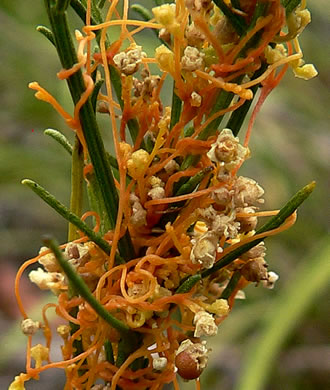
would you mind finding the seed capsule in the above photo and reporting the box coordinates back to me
[175,350,202,380]
[240,257,268,283]
[175,340,209,380]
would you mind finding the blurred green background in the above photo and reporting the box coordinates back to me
[0,1,329,389]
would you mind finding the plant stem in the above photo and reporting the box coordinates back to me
[212,0,247,36]
[227,63,268,136]
[90,78,104,112]
[68,136,84,241]
[56,0,70,13]
[44,0,135,260]
[86,171,112,236]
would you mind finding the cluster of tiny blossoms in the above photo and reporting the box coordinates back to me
[11,1,316,389]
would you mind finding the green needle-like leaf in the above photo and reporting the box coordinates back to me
[91,78,104,112]
[68,136,84,241]
[98,0,107,9]
[220,271,241,299]
[131,4,153,21]
[282,0,301,15]
[22,179,111,255]
[175,167,213,196]
[36,25,55,45]
[44,128,73,155]
[104,340,115,364]
[44,0,135,260]
[170,87,182,131]
[175,274,202,294]
[198,89,234,141]
[227,63,268,136]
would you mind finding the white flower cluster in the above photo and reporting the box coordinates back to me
[207,128,249,177]
[29,243,92,294]
[189,129,266,271]
[113,45,146,76]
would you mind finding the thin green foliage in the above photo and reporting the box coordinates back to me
[22,179,112,255]
[44,128,73,154]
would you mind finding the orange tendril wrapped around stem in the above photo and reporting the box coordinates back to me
[13,0,317,389]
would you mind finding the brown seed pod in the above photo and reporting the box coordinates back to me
[175,340,209,380]
[240,257,268,283]
[175,350,202,380]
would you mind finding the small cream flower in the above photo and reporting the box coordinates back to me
[212,186,233,206]
[207,129,249,171]
[265,44,287,64]
[190,91,202,107]
[113,45,146,75]
[234,176,264,207]
[130,194,147,227]
[190,231,218,269]
[29,268,65,292]
[148,176,165,200]
[262,271,279,289]
[38,247,60,272]
[287,8,311,39]
[241,242,266,260]
[164,159,179,174]
[185,22,205,48]
[194,311,218,337]
[240,257,268,283]
[127,282,148,298]
[236,207,258,233]
[152,356,168,371]
[181,46,205,71]
[212,213,240,238]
